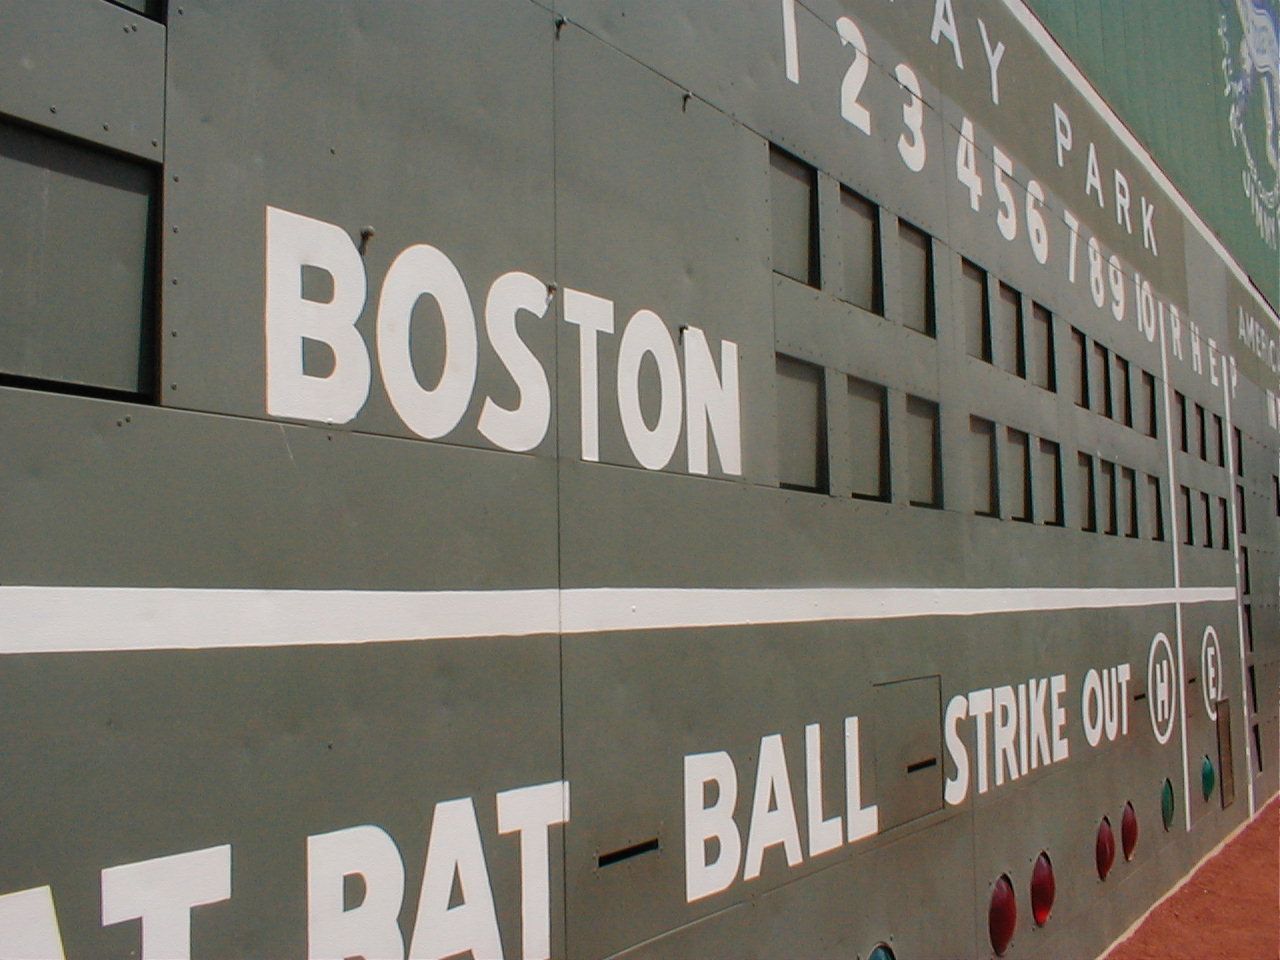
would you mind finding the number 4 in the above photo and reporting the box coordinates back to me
[955,117,983,211]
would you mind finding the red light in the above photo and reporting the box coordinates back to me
[989,873,1017,956]
[1030,851,1055,925]
[1096,816,1115,880]
[1121,801,1138,860]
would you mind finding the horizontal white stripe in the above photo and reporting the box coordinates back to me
[0,587,561,654]
[0,584,1237,655]
[561,586,1237,633]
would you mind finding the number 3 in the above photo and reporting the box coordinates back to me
[895,63,926,172]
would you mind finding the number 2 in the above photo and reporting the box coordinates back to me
[837,17,871,134]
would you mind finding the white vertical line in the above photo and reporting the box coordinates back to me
[1157,309,1193,831]
[1222,378,1257,815]
[781,0,800,83]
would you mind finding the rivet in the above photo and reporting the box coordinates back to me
[49,105,56,114]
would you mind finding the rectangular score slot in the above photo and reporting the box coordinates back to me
[0,120,156,397]
[874,675,943,831]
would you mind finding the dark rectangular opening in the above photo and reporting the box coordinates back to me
[1038,439,1064,526]
[1093,343,1112,417]
[1175,392,1188,450]
[970,416,998,517]
[1247,665,1258,713]
[597,838,660,868]
[1243,604,1254,651]
[1073,328,1089,408]
[898,220,935,337]
[1114,355,1132,426]
[1196,403,1207,460]
[996,283,1024,377]
[1234,426,1243,475]
[1147,475,1165,541]
[1100,460,1117,534]
[1181,485,1194,545]
[1214,414,1225,466]
[907,395,942,508]
[1030,302,1056,391]
[841,187,882,314]
[770,145,819,288]
[1219,497,1230,549]
[850,376,890,502]
[1201,491,1213,547]
[1241,547,1251,594]
[1142,370,1158,437]
[776,355,828,493]
[1007,428,1032,522]
[906,757,938,774]
[962,259,991,361]
[1237,484,1248,534]
[1216,704,1235,808]
[1253,724,1263,772]
[106,0,166,20]
[1122,467,1139,537]
[1078,453,1096,532]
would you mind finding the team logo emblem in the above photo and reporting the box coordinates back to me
[1220,0,1280,250]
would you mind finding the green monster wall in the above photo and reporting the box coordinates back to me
[1026,0,1280,309]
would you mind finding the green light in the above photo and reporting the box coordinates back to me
[1161,778,1175,830]
[867,945,896,960]
[1201,756,1216,801]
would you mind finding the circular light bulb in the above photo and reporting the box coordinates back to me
[1096,816,1115,880]
[989,874,1017,956]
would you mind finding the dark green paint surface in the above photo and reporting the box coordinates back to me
[0,2,1276,959]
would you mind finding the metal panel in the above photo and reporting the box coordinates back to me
[0,385,564,958]
[873,676,944,830]
[552,22,775,482]
[0,121,154,393]
[0,387,560,583]
[0,0,164,161]
[164,0,556,442]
